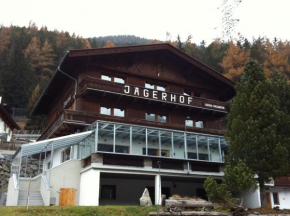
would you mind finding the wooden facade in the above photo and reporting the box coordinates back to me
[33,44,235,141]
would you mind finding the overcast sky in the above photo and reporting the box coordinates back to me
[1,0,289,44]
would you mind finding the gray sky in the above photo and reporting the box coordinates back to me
[1,0,289,44]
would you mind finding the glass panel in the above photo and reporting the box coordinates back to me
[132,126,146,155]
[101,75,111,81]
[157,86,166,91]
[220,138,228,162]
[195,121,204,128]
[208,137,220,162]
[101,107,111,115]
[146,113,155,122]
[147,129,159,156]
[158,115,166,123]
[115,124,130,154]
[145,83,154,89]
[114,108,124,117]
[98,123,114,152]
[160,131,171,157]
[173,132,185,159]
[114,77,125,84]
[185,120,193,127]
[197,136,208,161]
[187,134,197,159]
[61,147,71,162]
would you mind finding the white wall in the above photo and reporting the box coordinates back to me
[47,159,82,206]
[268,187,290,209]
[243,188,261,209]
[79,169,100,206]
[0,118,13,141]
[19,176,41,191]
[6,175,19,206]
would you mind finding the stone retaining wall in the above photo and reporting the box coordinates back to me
[0,154,43,192]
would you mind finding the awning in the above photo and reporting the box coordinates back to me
[16,130,94,157]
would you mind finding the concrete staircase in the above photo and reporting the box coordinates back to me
[18,190,44,206]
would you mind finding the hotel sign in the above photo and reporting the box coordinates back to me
[123,85,226,111]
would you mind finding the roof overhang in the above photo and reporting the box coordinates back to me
[14,130,93,158]
[32,43,235,115]
[0,104,20,130]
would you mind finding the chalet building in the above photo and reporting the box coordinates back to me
[0,98,20,142]
[7,44,236,206]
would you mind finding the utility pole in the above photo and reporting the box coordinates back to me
[218,0,242,41]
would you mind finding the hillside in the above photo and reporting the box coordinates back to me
[1,24,290,129]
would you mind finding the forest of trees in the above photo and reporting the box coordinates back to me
[1,23,290,129]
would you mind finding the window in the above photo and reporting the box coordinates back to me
[98,144,129,153]
[146,113,167,123]
[98,144,113,152]
[145,83,166,91]
[114,77,125,84]
[101,75,111,81]
[158,115,167,123]
[273,192,280,205]
[101,74,125,84]
[61,147,71,163]
[185,119,204,128]
[145,83,154,89]
[188,152,197,159]
[156,86,166,91]
[143,148,170,157]
[146,113,155,122]
[101,185,116,200]
[114,108,124,117]
[195,121,204,128]
[100,107,125,117]
[101,107,111,115]
[185,120,194,127]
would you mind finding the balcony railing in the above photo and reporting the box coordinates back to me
[79,77,229,113]
[39,108,226,140]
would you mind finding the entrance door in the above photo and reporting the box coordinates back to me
[266,193,272,209]
[59,188,76,206]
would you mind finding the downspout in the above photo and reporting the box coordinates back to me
[57,66,78,110]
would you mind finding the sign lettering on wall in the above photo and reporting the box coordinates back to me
[123,85,225,110]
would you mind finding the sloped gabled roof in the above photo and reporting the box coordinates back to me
[32,43,235,115]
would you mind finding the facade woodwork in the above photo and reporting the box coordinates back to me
[33,44,235,141]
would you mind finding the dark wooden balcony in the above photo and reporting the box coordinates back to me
[79,77,230,113]
[81,153,222,173]
[39,109,226,141]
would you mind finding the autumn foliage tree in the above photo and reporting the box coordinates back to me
[103,40,115,48]
[220,41,250,81]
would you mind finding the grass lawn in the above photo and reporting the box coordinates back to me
[0,206,161,216]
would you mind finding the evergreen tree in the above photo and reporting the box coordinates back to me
[176,35,184,51]
[226,60,289,208]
